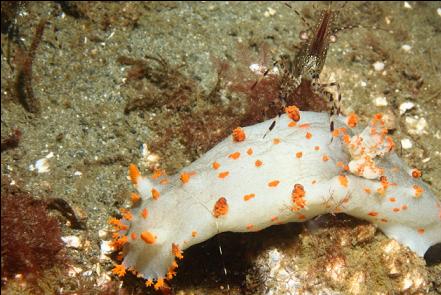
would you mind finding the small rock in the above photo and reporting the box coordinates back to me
[373,61,385,71]
[62,235,82,248]
[401,44,412,52]
[405,117,428,135]
[374,96,388,106]
[401,138,413,149]
[399,101,415,115]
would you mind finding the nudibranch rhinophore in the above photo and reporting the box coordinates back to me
[109,109,441,289]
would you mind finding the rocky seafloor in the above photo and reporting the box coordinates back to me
[1,2,440,294]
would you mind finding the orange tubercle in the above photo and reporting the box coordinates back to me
[296,152,303,158]
[413,184,424,198]
[368,211,378,217]
[112,264,126,277]
[338,175,348,188]
[180,172,191,184]
[141,231,156,244]
[247,148,253,155]
[255,160,263,167]
[212,161,220,170]
[130,192,141,203]
[273,138,281,144]
[243,193,255,201]
[129,164,140,185]
[154,278,165,290]
[172,243,184,260]
[229,151,241,160]
[151,188,160,200]
[411,169,422,178]
[347,113,358,128]
[213,197,228,218]
[218,171,230,179]
[268,180,280,187]
[232,127,246,142]
[191,231,197,237]
[285,105,300,122]
[141,208,148,219]
[305,132,312,139]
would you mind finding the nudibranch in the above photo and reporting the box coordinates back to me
[110,109,441,289]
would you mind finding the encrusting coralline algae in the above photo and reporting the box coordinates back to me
[109,107,441,290]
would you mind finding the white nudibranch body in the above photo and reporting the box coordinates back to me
[110,110,441,289]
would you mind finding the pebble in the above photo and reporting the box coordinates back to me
[374,96,388,106]
[399,101,415,115]
[373,61,385,71]
[62,235,82,248]
[401,138,413,149]
[405,117,428,135]
[401,44,412,52]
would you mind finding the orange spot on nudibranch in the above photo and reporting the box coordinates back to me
[246,224,254,230]
[229,151,241,160]
[401,204,408,210]
[255,160,263,167]
[368,211,378,217]
[160,178,169,185]
[154,278,165,291]
[131,232,137,240]
[411,169,422,178]
[192,231,197,237]
[218,171,229,179]
[172,243,184,260]
[285,105,300,122]
[151,169,164,180]
[418,228,425,235]
[305,132,312,139]
[296,152,303,158]
[145,279,153,287]
[314,145,320,151]
[213,197,228,218]
[271,216,278,222]
[112,264,126,277]
[141,231,156,244]
[347,113,358,128]
[364,188,372,194]
[392,208,400,213]
[151,188,160,200]
[268,180,280,187]
[180,172,191,184]
[413,185,424,198]
[291,184,306,210]
[322,155,330,162]
[129,164,140,185]
[141,208,148,219]
[273,138,281,144]
[288,121,297,127]
[247,148,253,155]
[232,127,246,142]
[212,161,220,170]
[243,193,256,201]
[338,175,348,188]
[130,193,140,203]
[299,123,310,129]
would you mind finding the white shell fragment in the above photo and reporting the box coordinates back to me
[399,101,415,115]
[373,61,385,71]
[62,236,82,249]
[374,96,388,106]
[401,138,413,149]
